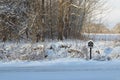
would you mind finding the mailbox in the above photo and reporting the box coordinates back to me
[88,40,94,59]
[88,40,94,48]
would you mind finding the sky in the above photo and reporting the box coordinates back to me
[105,0,120,29]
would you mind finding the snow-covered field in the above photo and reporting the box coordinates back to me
[0,40,120,61]
[83,33,120,41]
[0,58,120,80]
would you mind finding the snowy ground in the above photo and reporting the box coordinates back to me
[0,39,120,80]
[0,40,120,61]
[83,33,120,41]
[0,58,120,80]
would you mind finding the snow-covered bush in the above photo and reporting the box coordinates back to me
[0,42,45,61]
[108,47,120,60]
[0,40,120,61]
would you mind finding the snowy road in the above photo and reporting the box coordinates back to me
[0,59,120,80]
[0,68,119,80]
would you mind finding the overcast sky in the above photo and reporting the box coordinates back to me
[105,0,120,28]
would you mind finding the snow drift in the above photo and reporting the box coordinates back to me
[0,40,120,61]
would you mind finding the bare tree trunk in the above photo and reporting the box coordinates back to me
[50,0,53,40]
[64,0,73,39]
[41,0,45,41]
[79,0,86,39]
[58,0,64,40]
[25,28,29,39]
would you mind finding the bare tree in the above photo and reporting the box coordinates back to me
[0,0,106,42]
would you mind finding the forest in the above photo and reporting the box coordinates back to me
[0,0,105,42]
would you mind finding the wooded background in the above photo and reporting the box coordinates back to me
[0,0,105,42]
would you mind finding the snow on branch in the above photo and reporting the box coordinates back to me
[19,14,37,36]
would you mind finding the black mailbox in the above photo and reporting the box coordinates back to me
[88,40,94,59]
[88,41,94,48]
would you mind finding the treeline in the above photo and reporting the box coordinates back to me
[113,23,120,33]
[0,0,104,42]
[82,23,111,33]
